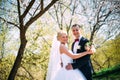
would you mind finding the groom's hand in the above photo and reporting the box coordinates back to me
[66,63,73,70]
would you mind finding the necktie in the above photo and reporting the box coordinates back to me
[74,39,79,42]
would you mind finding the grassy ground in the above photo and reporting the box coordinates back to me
[93,64,120,80]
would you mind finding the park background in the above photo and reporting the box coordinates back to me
[0,0,120,80]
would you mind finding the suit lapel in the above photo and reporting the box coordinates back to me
[78,37,84,46]
[72,42,75,52]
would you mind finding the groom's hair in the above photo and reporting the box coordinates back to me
[72,24,83,29]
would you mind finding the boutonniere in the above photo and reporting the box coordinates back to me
[76,45,81,49]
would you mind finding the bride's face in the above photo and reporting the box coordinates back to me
[59,33,68,44]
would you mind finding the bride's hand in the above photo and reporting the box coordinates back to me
[60,62,63,67]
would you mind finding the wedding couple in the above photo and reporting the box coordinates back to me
[46,24,95,80]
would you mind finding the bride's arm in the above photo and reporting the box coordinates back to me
[60,44,92,59]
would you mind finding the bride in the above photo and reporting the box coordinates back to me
[46,31,94,80]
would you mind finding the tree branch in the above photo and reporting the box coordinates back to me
[7,0,33,16]
[97,5,102,23]
[17,0,22,25]
[41,0,44,11]
[79,0,86,11]
[0,17,19,28]
[25,0,59,30]
[48,11,56,21]
[103,9,112,22]
[68,0,77,32]
[93,58,103,69]
[21,65,34,80]
[90,2,105,42]
[99,8,112,22]
[41,36,51,47]
[21,0,35,19]
[32,4,40,16]
[59,1,72,11]
[54,4,61,29]
[60,2,63,29]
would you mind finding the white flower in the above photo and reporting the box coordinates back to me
[77,45,81,49]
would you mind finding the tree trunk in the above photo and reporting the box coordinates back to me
[90,31,95,42]
[7,0,58,79]
[7,30,27,80]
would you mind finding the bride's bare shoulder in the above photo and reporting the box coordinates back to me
[60,44,67,53]
[60,44,66,49]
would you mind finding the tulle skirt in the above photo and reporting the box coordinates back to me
[53,67,86,80]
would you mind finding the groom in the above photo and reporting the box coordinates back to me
[66,24,94,80]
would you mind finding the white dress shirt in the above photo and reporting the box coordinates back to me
[73,36,82,54]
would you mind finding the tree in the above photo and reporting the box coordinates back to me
[0,0,58,79]
[92,34,120,71]
[48,0,77,32]
[48,0,120,43]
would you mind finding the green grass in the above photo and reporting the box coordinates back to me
[93,64,120,80]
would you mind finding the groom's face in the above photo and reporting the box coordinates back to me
[72,26,81,38]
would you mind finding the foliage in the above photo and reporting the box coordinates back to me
[0,18,53,80]
[0,54,15,80]
[93,64,120,80]
[17,45,49,80]
[92,34,120,71]
[15,25,52,80]
[0,0,120,79]
[0,41,51,80]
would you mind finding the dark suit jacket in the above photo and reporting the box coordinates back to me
[71,37,93,80]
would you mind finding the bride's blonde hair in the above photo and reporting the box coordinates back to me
[57,30,67,40]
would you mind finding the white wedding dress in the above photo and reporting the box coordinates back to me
[53,53,86,80]
[46,36,86,80]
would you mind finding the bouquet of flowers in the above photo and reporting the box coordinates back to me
[85,42,96,52]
